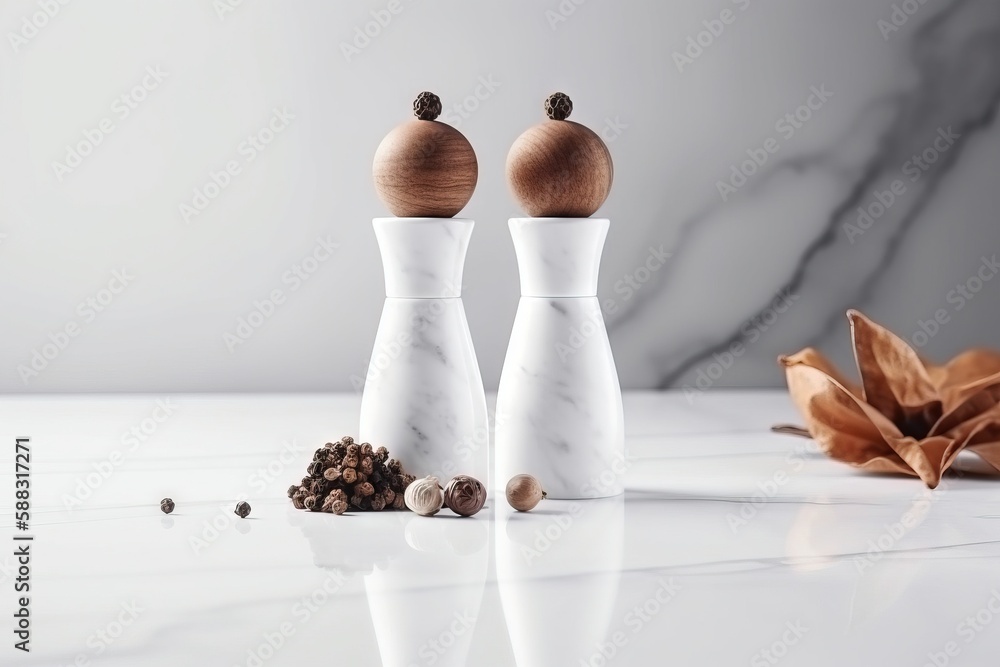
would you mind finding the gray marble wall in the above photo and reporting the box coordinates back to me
[1,0,998,392]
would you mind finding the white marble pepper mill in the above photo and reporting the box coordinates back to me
[363,93,488,487]
[359,218,489,487]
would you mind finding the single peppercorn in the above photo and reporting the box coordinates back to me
[323,467,341,482]
[286,485,299,499]
[292,495,306,510]
[413,91,442,121]
[370,495,386,511]
[342,467,358,484]
[331,499,348,515]
[304,495,318,510]
[346,443,359,458]
[160,498,175,514]
[307,460,324,477]
[343,455,359,469]
[360,457,374,475]
[357,482,375,497]
[234,501,251,518]
[544,92,573,121]
[375,446,389,462]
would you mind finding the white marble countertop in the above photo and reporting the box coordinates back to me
[2,391,999,667]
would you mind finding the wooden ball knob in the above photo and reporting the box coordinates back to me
[373,93,478,218]
[506,93,613,218]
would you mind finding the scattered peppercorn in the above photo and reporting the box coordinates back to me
[288,436,417,514]
[234,501,251,518]
[160,498,175,514]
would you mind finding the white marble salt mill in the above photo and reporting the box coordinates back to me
[495,218,625,498]
[496,92,625,498]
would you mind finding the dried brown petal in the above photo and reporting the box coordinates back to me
[778,309,1000,488]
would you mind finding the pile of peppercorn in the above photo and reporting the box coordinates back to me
[287,436,415,514]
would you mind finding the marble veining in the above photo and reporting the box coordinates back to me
[610,0,1000,391]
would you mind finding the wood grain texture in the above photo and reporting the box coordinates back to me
[505,120,613,218]
[373,120,478,218]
